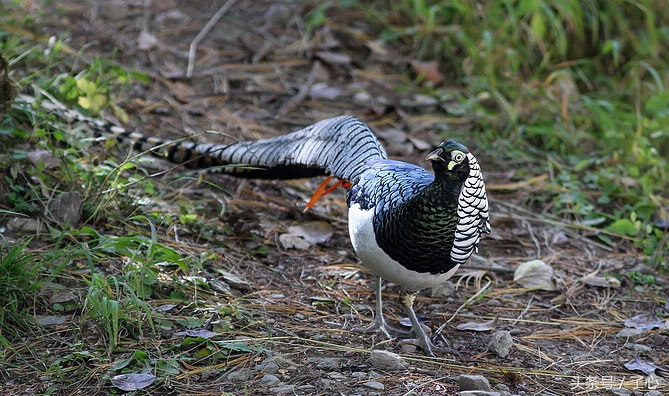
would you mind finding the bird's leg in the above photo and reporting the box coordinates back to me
[354,276,407,338]
[398,290,458,357]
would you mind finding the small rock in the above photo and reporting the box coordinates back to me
[46,191,82,226]
[307,357,341,370]
[610,388,633,396]
[353,91,371,105]
[255,361,280,373]
[259,374,281,386]
[7,217,42,233]
[27,150,59,169]
[362,381,385,390]
[369,350,408,371]
[225,368,252,382]
[458,374,491,391]
[458,391,501,396]
[36,315,67,327]
[399,342,418,354]
[269,385,297,395]
[430,281,455,298]
[615,328,644,341]
[488,330,513,357]
[327,371,347,380]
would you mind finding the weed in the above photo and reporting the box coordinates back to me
[0,241,41,345]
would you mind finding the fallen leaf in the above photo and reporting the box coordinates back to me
[654,206,669,229]
[170,82,196,102]
[410,60,444,85]
[513,260,557,291]
[137,30,159,51]
[309,83,342,100]
[456,317,499,332]
[580,275,621,288]
[36,315,68,327]
[624,357,659,376]
[279,233,311,250]
[287,221,333,244]
[624,313,664,330]
[50,290,77,303]
[217,270,252,290]
[183,329,217,339]
[110,373,156,391]
[315,51,352,65]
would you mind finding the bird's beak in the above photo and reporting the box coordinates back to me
[425,148,443,161]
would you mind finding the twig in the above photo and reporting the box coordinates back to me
[275,60,323,117]
[433,280,492,338]
[186,0,239,78]
[511,294,534,326]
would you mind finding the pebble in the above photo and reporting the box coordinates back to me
[255,361,280,373]
[327,371,347,380]
[369,350,409,371]
[7,217,42,233]
[488,330,513,357]
[458,391,501,396]
[307,357,341,370]
[362,381,385,390]
[259,374,282,386]
[225,368,252,382]
[353,91,372,105]
[458,374,491,391]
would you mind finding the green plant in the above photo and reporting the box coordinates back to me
[0,241,41,345]
[350,0,668,266]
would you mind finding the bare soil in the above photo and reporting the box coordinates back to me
[4,1,668,395]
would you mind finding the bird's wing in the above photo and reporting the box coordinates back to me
[197,116,388,181]
[348,159,434,211]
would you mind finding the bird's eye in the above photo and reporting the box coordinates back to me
[452,151,465,163]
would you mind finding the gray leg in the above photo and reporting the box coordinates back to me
[399,290,458,357]
[355,276,396,338]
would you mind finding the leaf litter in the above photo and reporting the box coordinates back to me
[2,1,668,395]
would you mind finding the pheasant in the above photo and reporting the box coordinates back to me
[20,96,490,355]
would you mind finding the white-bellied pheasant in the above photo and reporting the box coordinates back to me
[20,95,490,355]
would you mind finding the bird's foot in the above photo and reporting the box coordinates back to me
[399,290,460,357]
[397,327,460,357]
[352,315,409,339]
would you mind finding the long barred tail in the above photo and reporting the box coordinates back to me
[17,94,387,182]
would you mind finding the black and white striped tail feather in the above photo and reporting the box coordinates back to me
[18,94,387,182]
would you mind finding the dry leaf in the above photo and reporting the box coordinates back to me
[287,221,333,244]
[410,60,444,85]
[110,373,156,391]
[514,260,557,291]
[624,313,664,330]
[456,317,499,332]
[624,357,659,376]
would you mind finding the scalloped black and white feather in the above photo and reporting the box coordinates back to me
[17,94,387,183]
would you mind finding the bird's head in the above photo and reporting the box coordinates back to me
[425,140,471,180]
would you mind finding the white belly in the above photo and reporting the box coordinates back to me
[348,203,460,291]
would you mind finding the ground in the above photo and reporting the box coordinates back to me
[1,1,668,395]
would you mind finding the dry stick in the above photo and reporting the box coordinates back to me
[186,0,239,78]
[433,279,492,338]
[275,60,323,117]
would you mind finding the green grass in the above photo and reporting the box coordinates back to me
[0,0,668,392]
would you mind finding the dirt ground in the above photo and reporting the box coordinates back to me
[5,0,668,395]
